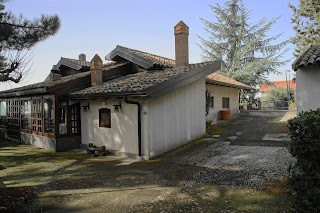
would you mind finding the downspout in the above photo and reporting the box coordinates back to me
[124,97,142,157]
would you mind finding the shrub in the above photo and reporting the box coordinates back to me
[206,120,225,135]
[289,102,296,109]
[287,108,320,212]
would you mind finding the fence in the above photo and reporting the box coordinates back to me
[258,100,292,111]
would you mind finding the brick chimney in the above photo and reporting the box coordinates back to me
[91,54,103,86]
[174,21,189,67]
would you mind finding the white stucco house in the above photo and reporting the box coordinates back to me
[292,44,320,113]
[0,21,252,159]
[205,73,252,122]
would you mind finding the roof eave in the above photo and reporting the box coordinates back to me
[70,91,148,100]
[106,45,154,69]
[57,58,83,70]
[0,87,47,98]
[205,78,253,90]
[292,44,320,71]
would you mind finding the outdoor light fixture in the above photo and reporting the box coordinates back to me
[113,101,122,112]
[82,103,90,112]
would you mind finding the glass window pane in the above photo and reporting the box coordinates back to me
[44,97,54,134]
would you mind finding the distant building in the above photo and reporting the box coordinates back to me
[258,80,296,95]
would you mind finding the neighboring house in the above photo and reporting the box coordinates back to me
[258,80,296,95]
[0,21,221,159]
[292,44,320,112]
[205,73,252,122]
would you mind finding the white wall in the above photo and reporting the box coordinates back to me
[148,79,206,156]
[296,64,320,112]
[81,99,139,155]
[206,84,239,122]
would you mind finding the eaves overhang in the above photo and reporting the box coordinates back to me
[56,58,83,71]
[205,79,253,90]
[0,88,47,99]
[105,45,154,69]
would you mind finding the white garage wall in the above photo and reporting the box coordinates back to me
[296,64,320,113]
[206,84,240,122]
[81,99,139,155]
[148,79,206,156]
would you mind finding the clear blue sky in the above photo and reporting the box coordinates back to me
[0,0,298,91]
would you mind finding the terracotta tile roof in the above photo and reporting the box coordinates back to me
[206,72,252,90]
[118,45,175,68]
[72,61,215,95]
[292,44,320,71]
[62,57,116,68]
[0,63,127,96]
[259,80,296,92]
[62,57,91,67]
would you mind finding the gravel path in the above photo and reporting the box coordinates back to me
[184,141,295,189]
[180,110,296,189]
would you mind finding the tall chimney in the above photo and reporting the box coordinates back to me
[91,54,103,86]
[174,21,189,67]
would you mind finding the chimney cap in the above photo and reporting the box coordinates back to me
[174,21,189,35]
[79,53,86,62]
[91,54,103,70]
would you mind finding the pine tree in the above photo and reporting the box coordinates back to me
[0,0,60,83]
[290,0,320,57]
[199,0,289,88]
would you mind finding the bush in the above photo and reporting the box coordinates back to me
[287,108,320,212]
[206,120,225,135]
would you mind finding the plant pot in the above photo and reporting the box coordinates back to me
[219,110,230,120]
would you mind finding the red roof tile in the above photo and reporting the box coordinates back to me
[259,80,296,92]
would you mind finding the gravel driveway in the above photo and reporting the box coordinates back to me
[180,110,296,189]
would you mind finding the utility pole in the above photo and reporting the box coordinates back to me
[288,70,291,102]
[286,70,290,108]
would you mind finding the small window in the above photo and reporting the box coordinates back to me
[99,108,111,128]
[222,97,230,109]
[44,97,54,134]
[70,104,80,134]
[209,96,214,108]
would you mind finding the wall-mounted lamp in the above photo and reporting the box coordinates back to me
[292,77,296,83]
[113,101,122,112]
[82,103,90,112]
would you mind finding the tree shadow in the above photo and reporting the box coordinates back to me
[0,140,290,212]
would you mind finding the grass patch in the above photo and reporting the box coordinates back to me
[161,139,205,158]
[206,121,225,135]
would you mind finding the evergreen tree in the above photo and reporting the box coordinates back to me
[199,0,289,88]
[290,0,320,57]
[0,0,60,83]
